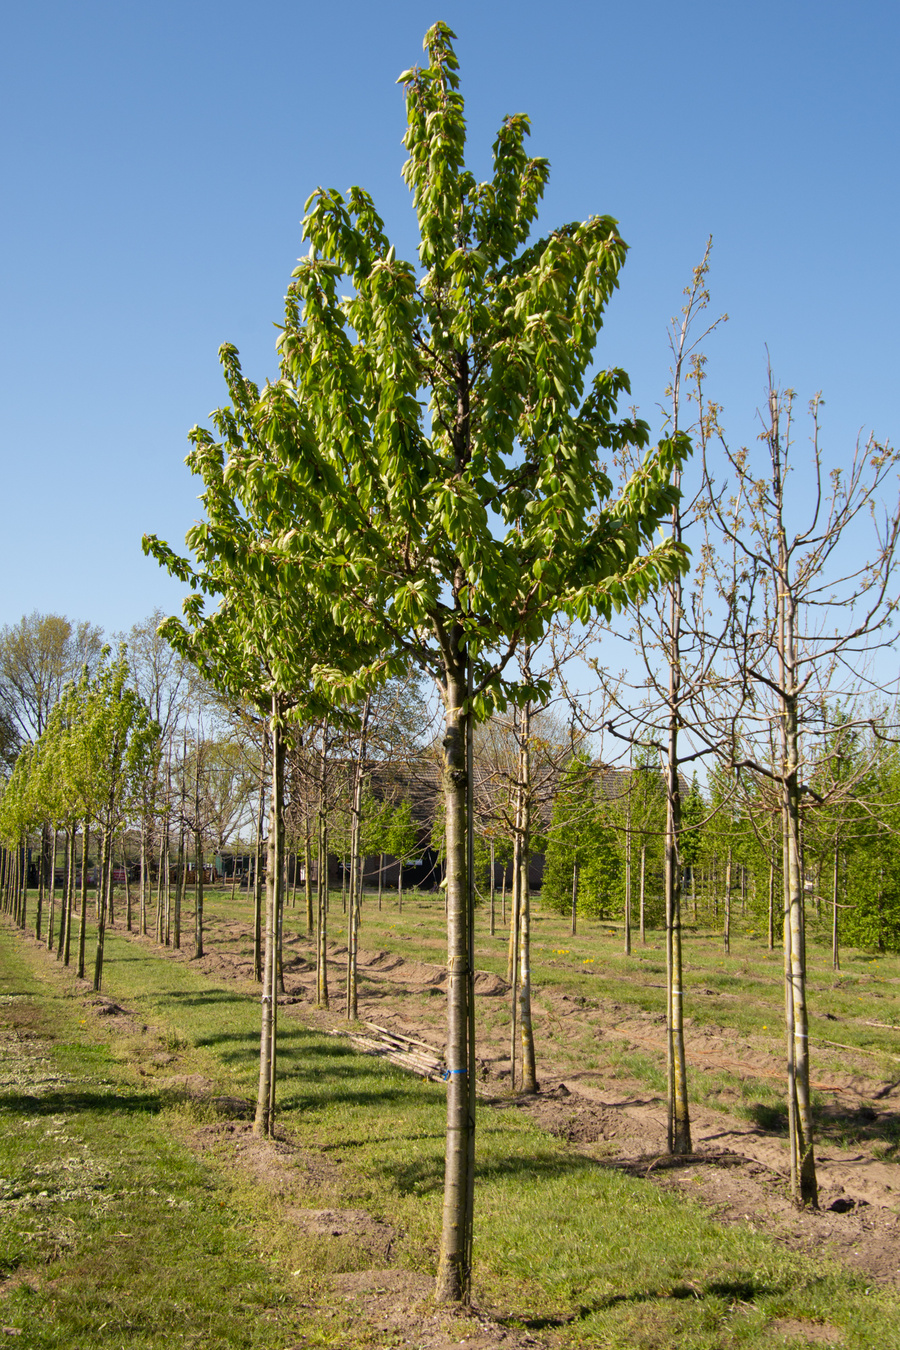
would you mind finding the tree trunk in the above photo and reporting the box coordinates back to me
[52,826,67,955]
[831,842,840,972]
[194,831,204,959]
[62,836,73,967]
[316,727,329,1008]
[123,841,132,931]
[93,825,111,992]
[723,849,732,955]
[174,829,185,950]
[106,843,115,927]
[778,487,818,1207]
[305,829,314,935]
[253,738,267,981]
[767,856,775,952]
[489,840,495,936]
[660,504,692,1155]
[639,843,647,944]
[515,688,537,1095]
[163,835,172,947]
[623,813,632,956]
[140,822,148,936]
[254,702,285,1137]
[664,720,691,1154]
[507,785,521,1085]
[18,839,27,931]
[435,657,475,1305]
[77,823,90,980]
[36,822,49,942]
[155,826,165,942]
[346,698,371,1020]
[44,829,58,946]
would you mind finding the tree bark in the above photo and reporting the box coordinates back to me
[194,829,204,958]
[489,839,495,936]
[304,829,313,934]
[516,690,537,1095]
[623,809,632,956]
[639,843,647,944]
[174,829,185,950]
[723,848,732,955]
[316,725,329,1008]
[831,842,840,972]
[254,702,285,1137]
[42,831,56,947]
[140,822,148,936]
[346,697,371,1020]
[665,726,691,1154]
[93,825,110,992]
[123,840,132,931]
[767,857,775,952]
[253,738,266,982]
[435,657,475,1304]
[776,433,818,1208]
[77,823,89,980]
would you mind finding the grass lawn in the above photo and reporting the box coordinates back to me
[1,891,898,1348]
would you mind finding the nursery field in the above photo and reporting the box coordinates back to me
[1,887,899,1349]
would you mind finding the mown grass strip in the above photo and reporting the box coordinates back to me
[0,928,369,1349]
[4,913,900,1348]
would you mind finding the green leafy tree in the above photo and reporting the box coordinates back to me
[67,651,159,990]
[680,773,706,920]
[0,612,103,743]
[386,796,419,911]
[200,24,689,1300]
[542,754,620,921]
[833,734,900,954]
[144,344,386,1132]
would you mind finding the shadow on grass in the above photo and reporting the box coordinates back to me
[137,988,250,1005]
[815,1102,900,1153]
[0,1087,163,1117]
[743,1101,789,1133]
[503,1275,790,1331]
[744,1097,900,1153]
[375,1143,606,1198]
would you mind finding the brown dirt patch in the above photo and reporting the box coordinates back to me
[330,1269,542,1349]
[192,1120,344,1198]
[767,1317,844,1344]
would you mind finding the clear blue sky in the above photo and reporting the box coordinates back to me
[2,0,897,637]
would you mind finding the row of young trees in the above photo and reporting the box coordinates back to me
[146,19,900,1285]
[541,743,900,957]
[140,21,690,1303]
[0,650,158,986]
[3,22,899,1305]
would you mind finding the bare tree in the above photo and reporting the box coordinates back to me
[600,244,727,1152]
[701,370,900,1207]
